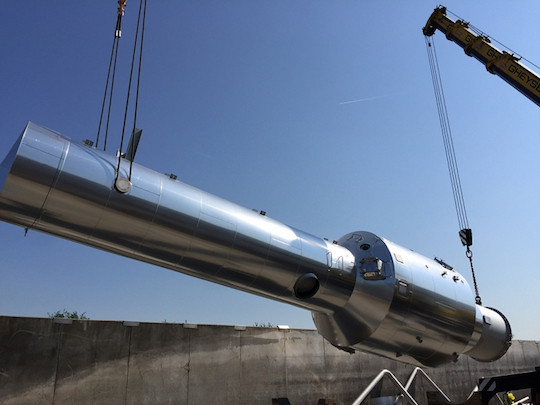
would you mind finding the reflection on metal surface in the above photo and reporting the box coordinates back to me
[0,122,512,367]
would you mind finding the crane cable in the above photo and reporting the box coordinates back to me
[115,0,147,183]
[96,1,127,151]
[424,35,482,306]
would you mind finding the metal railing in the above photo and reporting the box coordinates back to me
[351,367,454,405]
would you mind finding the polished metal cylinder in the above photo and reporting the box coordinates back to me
[0,122,511,367]
[313,232,511,366]
[0,123,356,315]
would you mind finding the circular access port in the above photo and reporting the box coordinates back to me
[294,273,320,299]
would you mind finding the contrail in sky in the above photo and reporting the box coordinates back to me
[339,95,389,105]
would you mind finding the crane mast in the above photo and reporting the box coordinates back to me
[423,6,540,107]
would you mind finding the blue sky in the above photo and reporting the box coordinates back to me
[1,2,539,340]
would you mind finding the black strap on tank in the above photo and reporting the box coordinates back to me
[116,0,147,182]
[96,1,127,151]
[93,0,147,183]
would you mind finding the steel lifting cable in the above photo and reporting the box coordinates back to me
[129,0,147,180]
[424,35,482,305]
[115,0,147,183]
[96,1,127,150]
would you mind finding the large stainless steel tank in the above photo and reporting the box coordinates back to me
[0,122,511,367]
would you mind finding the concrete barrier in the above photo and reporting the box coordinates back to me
[0,316,538,405]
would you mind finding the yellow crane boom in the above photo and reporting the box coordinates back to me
[423,6,540,107]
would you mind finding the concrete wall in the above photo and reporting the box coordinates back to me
[1,316,538,405]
